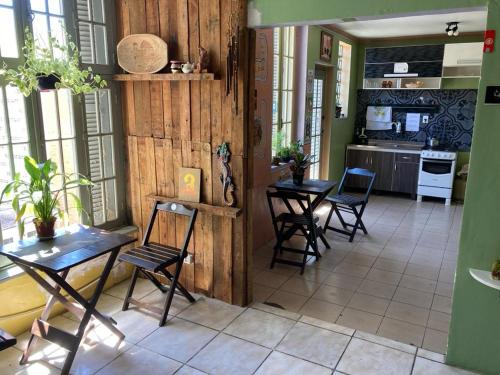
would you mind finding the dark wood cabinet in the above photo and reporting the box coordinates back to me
[391,153,420,195]
[372,151,395,191]
[345,149,372,189]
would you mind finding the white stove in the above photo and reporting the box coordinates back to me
[417,149,457,205]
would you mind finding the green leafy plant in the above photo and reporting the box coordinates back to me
[289,140,312,175]
[0,27,106,97]
[0,157,92,239]
[272,130,285,155]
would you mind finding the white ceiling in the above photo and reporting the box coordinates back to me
[331,9,487,39]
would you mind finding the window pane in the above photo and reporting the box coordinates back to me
[102,135,114,178]
[32,13,50,49]
[6,87,28,143]
[0,89,7,143]
[77,0,90,20]
[88,136,102,180]
[92,0,105,23]
[48,0,63,15]
[99,90,112,133]
[79,22,93,63]
[0,146,12,193]
[93,24,107,64]
[66,187,81,223]
[30,0,46,12]
[58,89,75,138]
[12,143,30,178]
[0,8,18,58]
[62,139,78,176]
[45,140,63,188]
[105,179,117,221]
[40,91,60,140]
[50,16,66,59]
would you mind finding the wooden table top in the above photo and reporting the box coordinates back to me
[0,225,135,273]
[269,179,337,195]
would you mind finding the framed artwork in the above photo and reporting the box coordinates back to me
[485,86,500,104]
[178,168,201,202]
[320,31,333,62]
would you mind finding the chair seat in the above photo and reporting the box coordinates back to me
[326,194,364,207]
[119,243,181,272]
[0,329,16,351]
[276,213,320,225]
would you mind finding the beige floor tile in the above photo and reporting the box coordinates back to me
[252,283,276,303]
[323,272,364,291]
[412,357,477,375]
[105,278,156,300]
[405,263,440,280]
[337,338,414,375]
[347,292,390,316]
[112,309,161,344]
[280,276,321,297]
[299,315,355,336]
[354,331,416,355]
[254,269,291,288]
[366,268,402,285]
[427,310,451,333]
[175,365,208,375]
[188,333,270,374]
[417,348,445,363]
[177,297,244,330]
[377,317,425,347]
[373,257,407,273]
[277,322,350,368]
[299,298,344,323]
[334,261,371,278]
[423,328,448,354]
[399,275,437,293]
[432,295,452,314]
[393,287,434,309]
[336,307,382,334]
[138,289,193,316]
[266,290,309,312]
[96,346,181,375]
[254,351,332,375]
[438,269,456,284]
[223,308,294,348]
[357,279,397,299]
[385,301,429,326]
[295,267,333,283]
[139,317,218,362]
[0,347,59,375]
[312,284,354,306]
[343,252,376,267]
[251,302,301,321]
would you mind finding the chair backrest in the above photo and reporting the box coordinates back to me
[266,190,314,228]
[338,167,377,202]
[142,201,198,256]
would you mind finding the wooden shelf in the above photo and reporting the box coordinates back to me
[113,73,216,81]
[469,268,500,291]
[149,195,241,219]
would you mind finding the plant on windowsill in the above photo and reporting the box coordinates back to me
[289,141,312,186]
[0,27,106,97]
[0,157,92,241]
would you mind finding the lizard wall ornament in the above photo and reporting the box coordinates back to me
[216,142,236,207]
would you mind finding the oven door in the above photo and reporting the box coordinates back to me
[419,158,454,188]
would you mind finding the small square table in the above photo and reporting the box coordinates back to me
[0,225,135,375]
[269,179,337,248]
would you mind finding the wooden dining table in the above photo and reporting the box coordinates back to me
[0,225,135,375]
[269,178,337,248]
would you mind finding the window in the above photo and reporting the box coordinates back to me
[335,41,352,119]
[0,0,124,266]
[272,26,295,156]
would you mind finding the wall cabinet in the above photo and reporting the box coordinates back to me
[345,149,420,195]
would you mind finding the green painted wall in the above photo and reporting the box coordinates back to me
[306,26,358,183]
[249,1,500,374]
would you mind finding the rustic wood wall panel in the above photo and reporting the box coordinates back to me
[117,0,249,305]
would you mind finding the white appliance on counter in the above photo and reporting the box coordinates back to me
[417,149,457,205]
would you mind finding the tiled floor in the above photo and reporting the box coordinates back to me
[254,195,461,354]
[1,280,476,375]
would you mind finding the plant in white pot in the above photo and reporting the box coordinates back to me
[0,27,106,96]
[0,157,92,241]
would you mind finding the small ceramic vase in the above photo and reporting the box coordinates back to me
[181,62,194,73]
[170,60,182,73]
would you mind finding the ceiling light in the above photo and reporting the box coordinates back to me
[446,22,459,37]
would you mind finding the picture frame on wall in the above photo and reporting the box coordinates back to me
[320,31,333,62]
[178,167,201,203]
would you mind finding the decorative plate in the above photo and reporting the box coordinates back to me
[117,34,169,74]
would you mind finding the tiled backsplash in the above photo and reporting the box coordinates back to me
[356,89,478,151]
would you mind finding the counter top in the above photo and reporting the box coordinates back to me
[347,142,423,155]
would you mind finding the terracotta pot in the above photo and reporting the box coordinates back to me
[33,217,57,241]
[37,74,60,91]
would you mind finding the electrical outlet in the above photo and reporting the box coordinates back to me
[422,115,429,124]
[184,254,194,264]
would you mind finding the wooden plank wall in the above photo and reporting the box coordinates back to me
[116,0,249,305]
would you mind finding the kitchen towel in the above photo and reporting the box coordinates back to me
[366,106,392,130]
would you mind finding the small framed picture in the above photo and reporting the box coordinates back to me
[178,167,201,203]
[320,32,333,62]
[485,86,500,104]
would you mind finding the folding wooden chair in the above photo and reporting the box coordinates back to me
[266,190,323,274]
[0,329,16,351]
[323,168,376,242]
[119,201,198,326]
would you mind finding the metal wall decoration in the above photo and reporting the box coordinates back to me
[216,143,236,207]
[225,10,240,113]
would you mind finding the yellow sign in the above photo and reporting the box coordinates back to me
[178,168,201,202]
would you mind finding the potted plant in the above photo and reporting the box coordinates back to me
[290,151,312,186]
[278,146,292,163]
[272,130,285,165]
[0,27,106,96]
[492,260,500,280]
[0,157,92,241]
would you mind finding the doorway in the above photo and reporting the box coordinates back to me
[309,67,327,179]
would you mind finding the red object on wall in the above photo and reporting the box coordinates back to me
[484,30,495,53]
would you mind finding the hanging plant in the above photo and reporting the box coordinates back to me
[0,27,106,96]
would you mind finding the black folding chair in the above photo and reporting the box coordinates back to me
[119,201,198,326]
[0,329,16,351]
[323,168,376,242]
[267,190,323,274]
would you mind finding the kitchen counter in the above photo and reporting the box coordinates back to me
[347,141,424,155]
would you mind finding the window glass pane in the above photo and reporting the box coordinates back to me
[99,90,112,133]
[6,87,28,143]
[272,91,278,124]
[92,0,105,23]
[62,139,77,176]
[30,0,46,12]
[92,181,104,225]
[40,91,59,140]
[93,24,107,64]
[88,136,102,180]
[12,143,30,177]
[0,1,13,6]
[66,187,80,223]
[50,16,66,59]
[286,92,293,123]
[58,89,75,138]
[76,0,90,20]
[0,8,18,58]
[48,0,63,15]
[0,89,8,143]
[84,93,99,134]
[102,135,114,178]
[287,58,294,90]
[78,22,93,63]
[0,146,12,193]
[45,140,63,189]
[105,179,117,221]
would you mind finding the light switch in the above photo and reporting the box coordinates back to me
[422,115,429,124]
